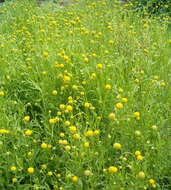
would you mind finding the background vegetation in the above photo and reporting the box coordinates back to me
[0,0,171,189]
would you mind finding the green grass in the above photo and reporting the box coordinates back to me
[0,0,171,189]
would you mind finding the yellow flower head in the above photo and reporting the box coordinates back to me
[149,179,156,184]
[63,75,71,83]
[0,91,5,96]
[137,155,144,161]
[66,105,73,112]
[43,51,49,57]
[135,151,141,156]
[108,166,118,173]
[23,116,30,122]
[52,90,58,95]
[113,143,122,150]
[41,143,48,149]
[0,129,9,134]
[73,133,80,140]
[24,130,33,136]
[84,102,91,108]
[85,130,94,137]
[71,176,79,182]
[133,112,140,118]
[10,166,17,172]
[64,145,71,151]
[105,84,112,90]
[108,113,116,120]
[151,125,158,130]
[84,170,93,176]
[12,178,17,183]
[137,171,145,179]
[122,98,128,103]
[69,125,77,133]
[93,129,100,135]
[27,167,34,174]
[115,103,123,109]
[97,64,103,69]
[83,142,90,148]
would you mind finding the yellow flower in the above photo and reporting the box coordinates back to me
[59,132,65,137]
[122,98,128,103]
[72,85,78,90]
[10,166,17,172]
[63,75,71,83]
[105,84,112,90]
[92,53,97,57]
[115,103,123,109]
[84,57,89,62]
[59,104,65,110]
[23,116,30,122]
[27,167,34,174]
[160,82,166,86]
[133,112,140,118]
[41,164,47,169]
[71,176,79,182]
[151,125,158,130]
[83,142,90,148]
[69,126,77,133]
[97,64,103,69]
[66,105,73,112]
[43,51,49,57]
[60,140,68,145]
[64,121,70,126]
[118,88,123,93]
[52,90,58,95]
[48,144,52,149]
[0,91,5,96]
[85,130,94,137]
[27,152,32,156]
[108,113,116,120]
[24,129,33,136]
[149,179,155,184]
[113,143,122,150]
[49,118,57,124]
[137,155,144,161]
[108,40,114,44]
[56,173,61,178]
[137,171,145,179]
[12,178,17,183]
[140,70,145,74]
[134,130,141,136]
[134,78,139,83]
[41,143,48,149]
[108,166,118,173]
[84,170,93,176]
[93,130,100,135]
[91,73,96,78]
[135,151,141,156]
[84,102,90,108]
[47,171,53,176]
[143,23,149,28]
[63,55,69,62]
[73,133,80,140]
[0,129,9,134]
[152,183,156,188]
[82,81,87,85]
[64,145,71,151]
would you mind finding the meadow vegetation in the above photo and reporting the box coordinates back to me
[0,0,171,189]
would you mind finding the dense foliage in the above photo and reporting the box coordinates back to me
[0,0,171,189]
[129,0,171,15]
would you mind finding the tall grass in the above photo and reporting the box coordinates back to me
[0,0,171,189]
